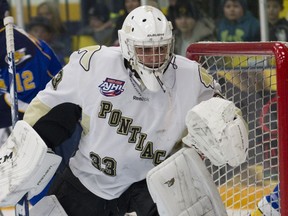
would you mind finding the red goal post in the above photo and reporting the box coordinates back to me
[186,42,288,215]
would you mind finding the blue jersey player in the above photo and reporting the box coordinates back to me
[0,0,62,129]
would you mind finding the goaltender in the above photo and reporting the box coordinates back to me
[0,5,248,216]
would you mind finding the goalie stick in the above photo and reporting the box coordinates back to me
[4,16,28,216]
[4,16,18,127]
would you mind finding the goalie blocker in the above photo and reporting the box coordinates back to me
[0,120,62,207]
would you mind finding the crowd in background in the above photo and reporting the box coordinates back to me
[21,0,288,62]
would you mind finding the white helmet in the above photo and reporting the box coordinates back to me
[118,5,174,92]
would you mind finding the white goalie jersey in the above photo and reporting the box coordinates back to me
[24,45,218,200]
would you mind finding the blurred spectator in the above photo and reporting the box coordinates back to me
[166,0,178,27]
[194,0,215,18]
[82,0,125,26]
[37,1,66,36]
[111,0,141,46]
[267,0,288,41]
[36,1,72,61]
[27,16,53,43]
[146,0,160,8]
[77,3,114,46]
[173,0,216,56]
[216,0,260,41]
[27,16,66,65]
[248,1,259,19]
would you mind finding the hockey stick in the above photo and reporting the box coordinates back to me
[4,16,18,127]
[4,16,29,216]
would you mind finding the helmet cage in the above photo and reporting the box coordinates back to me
[126,37,174,92]
[118,5,175,92]
[128,38,174,76]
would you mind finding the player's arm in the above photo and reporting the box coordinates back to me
[184,64,248,166]
[170,66,226,156]
[23,46,98,149]
[24,100,82,150]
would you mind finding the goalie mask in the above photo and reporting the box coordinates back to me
[118,6,174,92]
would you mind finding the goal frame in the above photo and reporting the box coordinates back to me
[186,42,288,215]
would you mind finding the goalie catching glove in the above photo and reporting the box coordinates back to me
[182,97,248,167]
[0,120,62,207]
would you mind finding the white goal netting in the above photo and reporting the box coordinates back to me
[187,42,288,215]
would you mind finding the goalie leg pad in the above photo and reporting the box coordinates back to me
[0,120,62,207]
[146,147,227,216]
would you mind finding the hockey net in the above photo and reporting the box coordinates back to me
[186,42,288,215]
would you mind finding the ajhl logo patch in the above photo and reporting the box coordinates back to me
[99,78,125,97]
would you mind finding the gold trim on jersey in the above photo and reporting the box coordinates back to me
[78,45,101,71]
[198,65,214,89]
[23,98,51,126]
[80,112,90,135]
